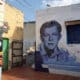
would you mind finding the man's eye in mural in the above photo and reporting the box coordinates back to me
[43,33,49,37]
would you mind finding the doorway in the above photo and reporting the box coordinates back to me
[3,38,9,71]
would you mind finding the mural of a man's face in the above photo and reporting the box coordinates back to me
[42,26,60,50]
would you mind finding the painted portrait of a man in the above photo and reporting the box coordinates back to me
[35,20,80,72]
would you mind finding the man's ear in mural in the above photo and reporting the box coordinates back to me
[40,34,44,42]
[58,33,61,41]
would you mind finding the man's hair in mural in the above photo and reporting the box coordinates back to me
[40,20,62,41]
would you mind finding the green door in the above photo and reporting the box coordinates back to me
[3,38,9,71]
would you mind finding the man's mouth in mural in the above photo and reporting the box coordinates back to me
[48,43,54,45]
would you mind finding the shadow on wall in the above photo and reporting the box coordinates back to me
[11,27,23,40]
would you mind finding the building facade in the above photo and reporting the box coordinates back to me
[3,3,24,40]
[2,3,24,70]
[36,4,80,76]
[23,21,36,54]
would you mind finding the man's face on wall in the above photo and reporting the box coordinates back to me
[42,26,60,50]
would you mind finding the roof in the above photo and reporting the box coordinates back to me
[24,21,35,24]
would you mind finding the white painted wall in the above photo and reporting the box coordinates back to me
[0,0,5,26]
[36,4,80,62]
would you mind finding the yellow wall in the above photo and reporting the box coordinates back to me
[2,3,24,69]
[2,3,24,41]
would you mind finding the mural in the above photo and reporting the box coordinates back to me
[35,20,80,73]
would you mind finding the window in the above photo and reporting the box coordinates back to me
[65,20,80,44]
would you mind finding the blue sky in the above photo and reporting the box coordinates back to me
[7,0,43,22]
[6,0,80,22]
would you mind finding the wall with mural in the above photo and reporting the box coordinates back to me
[35,4,80,76]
